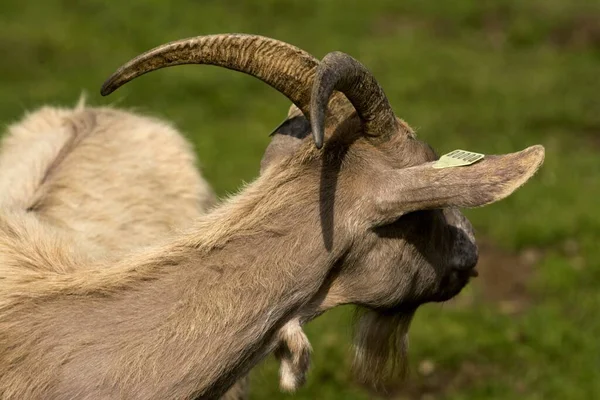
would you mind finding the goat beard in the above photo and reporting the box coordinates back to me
[351,307,415,393]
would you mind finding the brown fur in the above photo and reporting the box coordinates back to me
[0,86,544,398]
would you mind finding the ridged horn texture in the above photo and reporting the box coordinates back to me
[310,52,398,149]
[100,34,319,118]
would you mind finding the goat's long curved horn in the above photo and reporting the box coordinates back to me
[101,34,318,118]
[310,52,398,148]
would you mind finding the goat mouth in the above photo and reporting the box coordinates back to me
[434,269,476,303]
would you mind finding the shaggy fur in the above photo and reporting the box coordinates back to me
[0,101,250,399]
[0,100,215,253]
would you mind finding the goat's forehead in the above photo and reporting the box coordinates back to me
[375,135,438,169]
[420,141,438,162]
[408,138,437,160]
[395,120,437,163]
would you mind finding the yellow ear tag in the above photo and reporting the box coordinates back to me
[433,149,485,169]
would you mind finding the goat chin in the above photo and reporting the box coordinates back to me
[351,308,415,393]
[274,319,312,392]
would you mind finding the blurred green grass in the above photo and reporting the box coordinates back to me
[1,0,599,398]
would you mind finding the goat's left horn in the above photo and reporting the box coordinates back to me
[310,52,398,147]
[100,34,319,127]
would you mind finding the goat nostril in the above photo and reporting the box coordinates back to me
[467,254,479,270]
[465,257,478,272]
[452,252,478,272]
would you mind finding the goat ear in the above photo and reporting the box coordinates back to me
[372,145,545,225]
[260,104,311,174]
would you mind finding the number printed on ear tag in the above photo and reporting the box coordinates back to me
[433,150,485,169]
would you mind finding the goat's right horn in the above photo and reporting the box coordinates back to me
[101,34,319,120]
[310,52,398,148]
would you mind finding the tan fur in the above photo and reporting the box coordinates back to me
[0,78,544,399]
[0,100,215,255]
[0,101,250,399]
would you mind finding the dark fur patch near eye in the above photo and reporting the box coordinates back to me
[270,116,311,139]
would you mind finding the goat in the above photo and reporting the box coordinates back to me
[0,99,249,399]
[0,34,544,399]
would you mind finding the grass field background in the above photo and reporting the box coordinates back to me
[1,0,599,398]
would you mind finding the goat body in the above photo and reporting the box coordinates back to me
[0,102,247,399]
[0,34,545,399]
